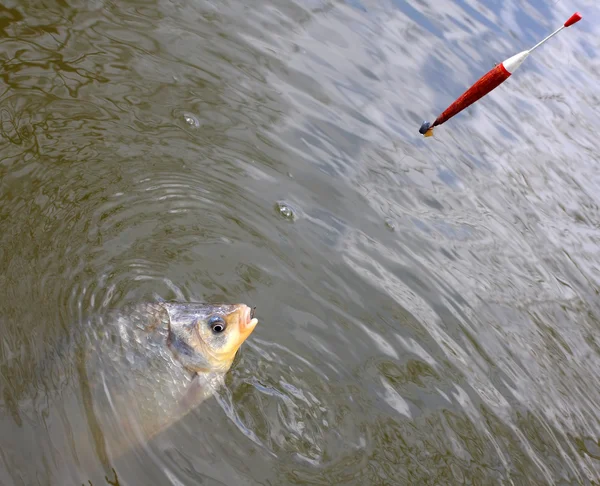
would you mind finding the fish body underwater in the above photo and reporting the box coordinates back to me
[83,302,258,446]
[4,301,258,483]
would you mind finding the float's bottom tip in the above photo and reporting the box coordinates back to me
[419,121,432,136]
[424,128,434,137]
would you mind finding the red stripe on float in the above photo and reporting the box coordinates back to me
[433,63,511,127]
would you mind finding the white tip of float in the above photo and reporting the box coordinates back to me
[501,50,530,74]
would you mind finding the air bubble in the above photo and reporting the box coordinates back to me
[182,112,200,128]
[275,201,297,221]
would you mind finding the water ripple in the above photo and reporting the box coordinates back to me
[2,0,600,484]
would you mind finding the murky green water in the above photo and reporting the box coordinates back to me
[2,0,600,484]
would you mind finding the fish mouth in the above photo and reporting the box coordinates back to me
[240,304,258,333]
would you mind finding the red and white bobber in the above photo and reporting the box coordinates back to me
[419,12,582,137]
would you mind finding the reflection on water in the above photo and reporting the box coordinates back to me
[1,0,600,484]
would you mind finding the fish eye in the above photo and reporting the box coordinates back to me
[208,315,226,334]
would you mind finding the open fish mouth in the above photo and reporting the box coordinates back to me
[242,304,258,332]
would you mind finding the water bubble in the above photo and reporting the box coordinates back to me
[275,201,297,221]
[384,218,396,231]
[182,112,200,128]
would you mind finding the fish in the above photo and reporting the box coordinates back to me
[17,301,258,479]
[86,301,257,443]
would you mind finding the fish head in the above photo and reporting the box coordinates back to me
[162,302,258,373]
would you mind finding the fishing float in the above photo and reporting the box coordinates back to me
[419,11,582,137]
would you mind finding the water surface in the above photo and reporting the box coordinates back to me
[1,0,600,484]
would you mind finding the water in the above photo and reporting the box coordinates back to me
[1,0,599,484]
